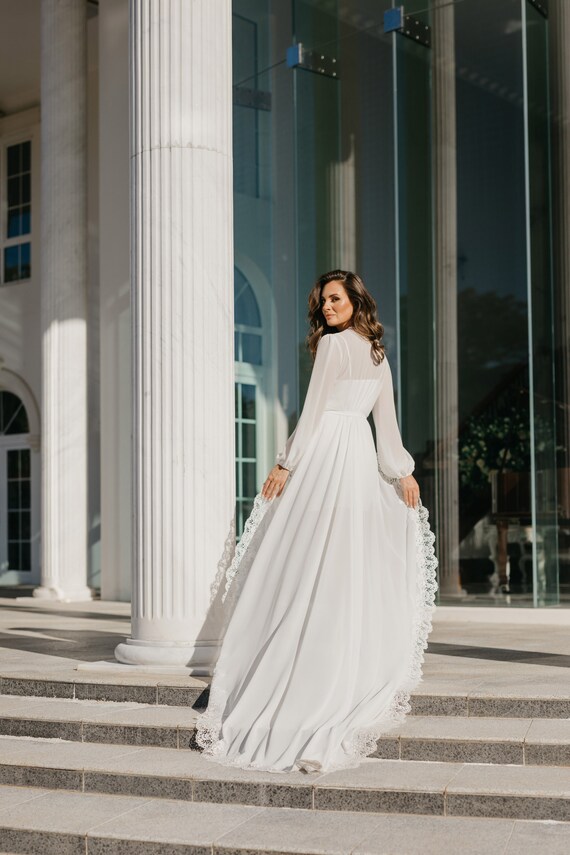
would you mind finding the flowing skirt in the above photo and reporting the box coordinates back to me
[195,411,438,773]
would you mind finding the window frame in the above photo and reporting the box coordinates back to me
[0,132,34,287]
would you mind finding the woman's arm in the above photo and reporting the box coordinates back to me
[275,333,344,474]
[372,355,415,482]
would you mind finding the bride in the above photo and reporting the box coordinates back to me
[195,269,438,774]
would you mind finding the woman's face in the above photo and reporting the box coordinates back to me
[321,280,354,331]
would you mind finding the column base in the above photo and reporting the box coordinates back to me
[114,637,220,674]
[32,585,94,603]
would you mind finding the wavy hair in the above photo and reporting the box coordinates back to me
[306,269,386,365]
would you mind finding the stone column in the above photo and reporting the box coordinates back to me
[34,0,92,602]
[114,0,235,670]
[432,0,464,597]
[551,0,570,473]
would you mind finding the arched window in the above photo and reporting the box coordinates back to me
[0,392,31,574]
[234,267,264,537]
[235,267,262,365]
[0,391,29,434]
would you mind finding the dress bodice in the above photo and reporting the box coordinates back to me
[275,327,415,480]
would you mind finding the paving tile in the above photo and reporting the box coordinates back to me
[505,820,570,854]
[446,762,570,797]
[315,758,464,791]
[314,759,463,815]
[87,704,198,727]
[0,784,49,812]
[86,798,263,854]
[524,719,570,765]
[371,736,400,760]
[0,828,84,854]
[469,697,570,719]
[84,770,195,801]
[401,737,523,765]
[0,695,145,720]
[446,763,570,821]
[74,682,158,704]
[157,685,210,708]
[0,678,75,699]
[410,694,469,717]
[83,722,179,748]
[394,716,532,741]
[2,717,83,742]
[0,789,149,832]
[0,737,148,769]
[214,804,385,854]
[94,745,316,808]
[0,764,82,791]
[194,776,314,810]
[351,814,516,854]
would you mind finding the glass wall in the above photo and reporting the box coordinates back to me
[231,0,568,607]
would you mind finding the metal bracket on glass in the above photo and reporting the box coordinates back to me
[527,0,548,18]
[233,86,272,112]
[383,7,431,48]
[286,43,339,79]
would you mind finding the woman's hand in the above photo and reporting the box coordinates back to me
[262,464,290,500]
[400,474,420,509]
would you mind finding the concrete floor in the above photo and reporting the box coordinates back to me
[0,599,568,696]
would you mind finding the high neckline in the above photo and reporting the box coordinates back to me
[337,327,367,341]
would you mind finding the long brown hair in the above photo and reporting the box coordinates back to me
[306,269,386,365]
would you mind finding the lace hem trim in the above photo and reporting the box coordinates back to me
[195,477,438,773]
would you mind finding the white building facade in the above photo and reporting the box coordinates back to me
[0,0,569,668]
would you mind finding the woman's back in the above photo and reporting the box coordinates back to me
[323,327,388,419]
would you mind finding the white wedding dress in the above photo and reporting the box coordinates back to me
[195,327,438,773]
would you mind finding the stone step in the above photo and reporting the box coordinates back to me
[2,672,570,718]
[0,694,568,768]
[1,784,569,855]
[374,715,570,766]
[0,735,569,823]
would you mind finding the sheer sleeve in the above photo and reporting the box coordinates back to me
[372,354,415,482]
[275,333,344,474]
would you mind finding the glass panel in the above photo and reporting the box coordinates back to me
[454,0,531,603]
[7,445,20,477]
[20,480,30,507]
[8,542,19,570]
[20,242,31,279]
[21,205,31,234]
[20,542,31,572]
[21,140,31,172]
[0,392,29,434]
[7,176,20,207]
[241,332,262,365]
[7,144,20,175]
[394,0,434,509]
[4,246,19,282]
[8,511,20,540]
[242,461,256,497]
[21,172,30,204]
[20,448,30,477]
[7,208,22,239]
[241,383,256,419]
[235,269,262,327]
[524,0,558,605]
[21,510,31,539]
[242,421,256,458]
[7,480,18,507]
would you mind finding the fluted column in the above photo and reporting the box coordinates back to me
[35,0,91,602]
[432,0,464,597]
[114,0,235,669]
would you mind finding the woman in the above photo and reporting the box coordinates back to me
[195,269,438,774]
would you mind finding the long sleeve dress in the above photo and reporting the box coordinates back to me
[196,327,438,773]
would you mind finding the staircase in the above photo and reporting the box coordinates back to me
[0,673,568,853]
